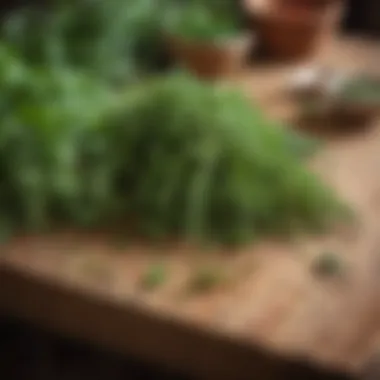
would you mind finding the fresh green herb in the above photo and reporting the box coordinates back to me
[283,129,321,158]
[188,265,226,293]
[0,43,347,246]
[121,74,348,245]
[164,2,239,42]
[140,263,168,290]
[1,0,174,82]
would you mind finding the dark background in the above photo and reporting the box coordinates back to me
[345,0,380,35]
[0,315,191,380]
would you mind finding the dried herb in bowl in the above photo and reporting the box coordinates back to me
[337,76,380,106]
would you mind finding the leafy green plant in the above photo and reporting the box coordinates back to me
[1,0,174,82]
[0,43,348,246]
[116,74,348,245]
[164,2,239,42]
[0,45,120,230]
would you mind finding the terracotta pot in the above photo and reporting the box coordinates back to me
[245,0,344,61]
[167,35,252,79]
[256,11,320,60]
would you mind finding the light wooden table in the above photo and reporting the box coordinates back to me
[1,36,380,380]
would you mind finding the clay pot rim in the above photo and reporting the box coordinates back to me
[255,8,325,28]
[243,0,343,12]
[246,0,343,27]
[165,32,253,50]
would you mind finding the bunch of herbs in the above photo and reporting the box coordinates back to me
[0,37,347,246]
[115,74,348,245]
[1,0,174,83]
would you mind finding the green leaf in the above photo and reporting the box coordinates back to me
[140,263,168,290]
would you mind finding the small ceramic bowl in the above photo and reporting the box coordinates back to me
[287,66,349,100]
[296,73,380,127]
[328,75,380,124]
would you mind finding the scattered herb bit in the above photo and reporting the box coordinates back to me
[188,266,226,293]
[140,263,168,290]
[312,251,343,277]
